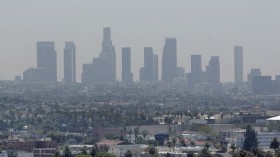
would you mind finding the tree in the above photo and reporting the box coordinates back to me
[238,149,254,157]
[148,146,157,156]
[95,152,116,157]
[275,149,280,157]
[197,147,212,157]
[141,130,149,140]
[266,151,274,157]
[81,146,88,155]
[171,138,177,151]
[125,150,132,157]
[54,151,61,157]
[63,146,72,157]
[230,143,237,153]
[270,137,280,149]
[204,142,211,150]
[90,146,97,157]
[199,125,213,135]
[187,151,194,157]
[134,127,139,142]
[166,140,172,152]
[180,137,186,147]
[190,141,195,147]
[243,125,259,151]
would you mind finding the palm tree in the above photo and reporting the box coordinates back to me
[172,138,177,151]
[230,143,237,153]
[134,127,139,142]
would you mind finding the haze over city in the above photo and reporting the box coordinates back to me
[1,0,280,82]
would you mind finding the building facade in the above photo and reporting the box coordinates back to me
[122,47,133,83]
[234,46,243,85]
[143,47,154,82]
[82,27,116,83]
[64,42,76,83]
[37,42,57,82]
[162,38,177,82]
[189,55,202,87]
[206,56,220,85]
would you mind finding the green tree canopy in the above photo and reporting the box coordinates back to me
[63,146,73,157]
[243,125,259,151]
[125,150,132,157]
[95,152,116,157]
[197,147,212,157]
[270,137,280,149]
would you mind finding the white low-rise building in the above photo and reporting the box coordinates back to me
[108,144,148,157]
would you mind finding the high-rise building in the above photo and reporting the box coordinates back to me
[122,47,133,82]
[234,46,243,84]
[162,38,177,82]
[247,68,261,83]
[206,56,220,85]
[252,76,272,94]
[23,67,48,82]
[82,64,94,84]
[153,54,158,81]
[190,55,202,86]
[143,47,154,81]
[64,42,76,83]
[139,67,145,82]
[82,27,116,83]
[37,42,57,82]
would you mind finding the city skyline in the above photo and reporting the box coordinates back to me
[1,1,280,82]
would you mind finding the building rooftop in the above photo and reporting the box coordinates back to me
[267,115,280,121]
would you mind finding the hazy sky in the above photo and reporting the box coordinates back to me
[1,0,280,82]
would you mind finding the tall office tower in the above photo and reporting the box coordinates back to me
[82,27,116,83]
[37,42,57,82]
[64,42,76,83]
[153,54,158,81]
[143,47,154,81]
[100,27,116,82]
[234,46,243,84]
[162,38,177,82]
[206,56,220,85]
[122,47,133,82]
[139,67,145,82]
[247,68,261,83]
[190,55,202,86]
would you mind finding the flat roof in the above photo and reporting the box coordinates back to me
[267,115,280,121]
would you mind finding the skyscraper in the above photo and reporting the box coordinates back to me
[122,47,133,82]
[64,42,76,83]
[234,46,243,84]
[153,54,158,81]
[144,47,154,81]
[100,27,116,82]
[37,42,57,82]
[190,55,202,86]
[82,27,116,83]
[162,38,177,82]
[206,56,220,85]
